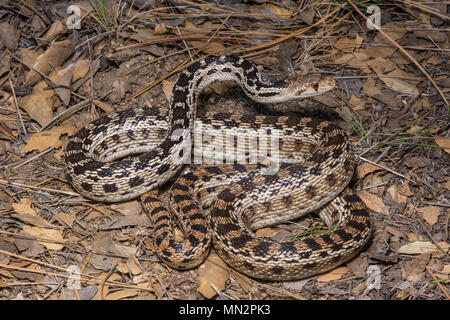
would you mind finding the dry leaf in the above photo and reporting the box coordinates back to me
[43,20,66,41]
[12,198,37,215]
[357,190,389,214]
[105,289,139,300]
[317,266,349,282]
[72,59,90,81]
[111,78,131,100]
[126,254,142,275]
[153,23,167,35]
[197,253,229,299]
[385,225,406,239]
[334,37,356,53]
[111,200,142,216]
[20,80,56,126]
[25,40,74,86]
[356,162,379,179]
[401,254,430,282]
[398,241,449,255]
[0,22,20,50]
[398,182,413,197]
[386,185,407,204]
[435,137,450,154]
[20,125,77,153]
[380,76,419,96]
[23,225,64,250]
[53,67,73,105]
[266,4,292,19]
[416,206,440,225]
[12,199,53,228]
[93,99,115,113]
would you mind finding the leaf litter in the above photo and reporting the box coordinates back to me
[0,0,449,301]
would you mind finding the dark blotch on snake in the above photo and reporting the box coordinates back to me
[103,183,118,193]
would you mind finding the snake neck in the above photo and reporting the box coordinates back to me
[167,56,287,134]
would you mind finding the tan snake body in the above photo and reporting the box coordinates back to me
[65,55,372,280]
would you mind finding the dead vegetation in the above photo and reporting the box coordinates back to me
[0,0,449,300]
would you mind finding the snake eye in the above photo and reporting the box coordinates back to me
[312,83,319,91]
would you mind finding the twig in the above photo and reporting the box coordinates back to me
[426,267,450,300]
[4,147,55,170]
[357,155,416,184]
[9,78,27,136]
[0,178,80,197]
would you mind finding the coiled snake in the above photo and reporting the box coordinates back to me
[65,55,371,280]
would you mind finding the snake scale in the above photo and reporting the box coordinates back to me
[65,55,372,280]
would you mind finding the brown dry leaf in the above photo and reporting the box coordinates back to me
[334,37,357,53]
[297,6,315,24]
[398,241,449,255]
[266,3,293,19]
[20,80,56,126]
[93,99,115,113]
[25,40,74,86]
[111,78,131,100]
[436,265,450,281]
[380,76,419,96]
[53,67,73,105]
[374,22,406,43]
[348,95,365,111]
[0,22,20,50]
[362,75,382,96]
[357,190,389,214]
[0,119,16,140]
[71,59,91,81]
[398,182,413,197]
[126,254,142,275]
[111,200,142,216]
[12,198,53,228]
[401,254,430,282]
[356,162,379,179]
[20,124,77,153]
[385,225,406,239]
[435,137,450,154]
[22,225,64,250]
[416,206,440,225]
[367,57,396,75]
[364,46,396,58]
[162,80,174,101]
[153,23,167,35]
[20,47,40,67]
[197,253,229,299]
[52,211,75,227]
[386,185,407,204]
[43,20,66,41]
[317,266,349,282]
[105,289,140,300]
[12,198,36,215]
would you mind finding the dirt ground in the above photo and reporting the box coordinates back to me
[0,1,449,300]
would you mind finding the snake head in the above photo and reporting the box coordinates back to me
[285,73,336,99]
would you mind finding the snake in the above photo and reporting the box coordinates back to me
[65,55,372,280]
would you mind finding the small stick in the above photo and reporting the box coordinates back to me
[357,155,416,184]
[9,78,27,136]
[426,267,450,300]
[0,178,80,197]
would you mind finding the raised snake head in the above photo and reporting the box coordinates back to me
[284,73,336,99]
